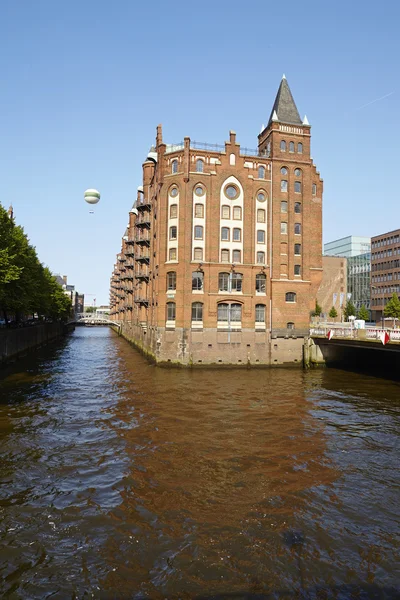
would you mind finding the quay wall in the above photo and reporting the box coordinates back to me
[115,320,305,367]
[0,323,68,365]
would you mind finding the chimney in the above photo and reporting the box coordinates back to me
[63,275,67,284]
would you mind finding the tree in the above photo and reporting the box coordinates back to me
[384,293,400,324]
[329,306,338,320]
[358,304,370,321]
[311,300,322,317]
[344,300,356,321]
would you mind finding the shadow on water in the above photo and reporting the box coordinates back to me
[0,328,399,598]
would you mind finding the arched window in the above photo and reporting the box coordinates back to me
[281,222,288,234]
[295,181,302,193]
[192,302,203,321]
[232,249,241,263]
[294,168,302,177]
[219,272,230,291]
[285,292,296,303]
[258,165,266,179]
[172,160,178,174]
[233,228,241,242]
[194,225,203,239]
[233,206,242,220]
[281,180,288,192]
[167,271,176,290]
[287,322,295,329]
[294,202,301,213]
[169,226,177,240]
[257,251,265,264]
[255,304,265,322]
[289,141,295,153]
[281,201,288,213]
[218,272,243,292]
[256,273,266,293]
[170,204,178,218]
[217,303,242,322]
[166,302,176,321]
[280,140,286,152]
[194,203,204,218]
[221,205,230,219]
[257,209,266,223]
[221,249,229,262]
[196,159,204,173]
[192,271,204,291]
[297,143,303,153]
[294,223,301,234]
[257,230,265,244]
[194,247,203,261]
[221,227,230,241]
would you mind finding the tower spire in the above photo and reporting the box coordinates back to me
[267,77,302,127]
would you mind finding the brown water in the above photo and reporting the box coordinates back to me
[0,327,399,598]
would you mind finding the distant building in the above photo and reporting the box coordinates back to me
[318,256,347,318]
[53,274,84,317]
[324,236,371,313]
[370,229,400,323]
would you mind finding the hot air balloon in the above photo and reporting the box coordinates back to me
[84,189,100,205]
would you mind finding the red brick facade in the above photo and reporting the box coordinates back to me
[110,78,323,365]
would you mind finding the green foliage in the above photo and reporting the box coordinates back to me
[357,304,370,321]
[384,293,400,320]
[85,306,97,313]
[314,300,322,316]
[344,300,356,320]
[0,204,72,322]
[329,306,338,319]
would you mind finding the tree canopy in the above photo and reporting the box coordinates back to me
[344,300,356,320]
[357,304,370,321]
[384,293,400,320]
[0,204,72,323]
[329,306,338,320]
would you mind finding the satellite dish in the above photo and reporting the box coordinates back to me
[84,189,100,205]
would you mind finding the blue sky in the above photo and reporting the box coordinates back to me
[0,0,399,305]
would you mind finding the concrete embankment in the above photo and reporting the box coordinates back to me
[0,323,72,366]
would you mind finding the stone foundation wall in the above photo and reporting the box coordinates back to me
[0,323,66,365]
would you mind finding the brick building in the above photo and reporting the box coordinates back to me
[110,77,323,365]
[371,228,400,323]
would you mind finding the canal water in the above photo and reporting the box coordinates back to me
[0,327,399,598]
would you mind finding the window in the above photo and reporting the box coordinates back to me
[294,202,301,213]
[218,303,242,322]
[285,292,296,303]
[233,228,241,242]
[257,209,266,223]
[231,273,243,291]
[170,187,178,197]
[281,222,288,235]
[169,247,177,260]
[294,264,301,275]
[294,168,302,177]
[192,302,203,321]
[166,302,176,321]
[297,143,303,153]
[233,206,242,220]
[281,167,287,175]
[255,304,265,322]
[221,227,230,241]
[224,185,239,199]
[258,166,265,179]
[294,223,301,234]
[167,271,176,290]
[221,205,230,219]
[289,141,295,152]
[219,272,230,291]
[257,230,265,244]
[195,203,204,218]
[257,191,266,202]
[170,204,178,218]
[287,322,295,329]
[232,249,241,263]
[312,183,317,195]
[281,180,288,192]
[295,181,302,193]
[280,140,286,151]
[294,244,301,255]
[172,160,178,174]
[195,185,204,196]
[192,271,203,291]
[194,247,203,261]
[281,201,288,213]
[256,273,266,293]
[169,226,177,240]
[196,159,204,173]
[221,249,229,262]
[257,251,265,264]
[194,225,203,239]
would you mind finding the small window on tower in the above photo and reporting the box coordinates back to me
[289,142,295,152]
[298,143,303,153]
[280,140,286,152]
[281,180,288,192]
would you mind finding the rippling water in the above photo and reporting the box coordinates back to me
[0,327,399,598]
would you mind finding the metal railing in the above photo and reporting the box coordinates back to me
[311,325,400,342]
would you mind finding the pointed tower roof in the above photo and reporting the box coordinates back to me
[267,76,302,127]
